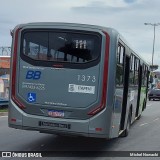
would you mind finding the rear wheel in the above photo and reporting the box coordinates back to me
[137,114,141,120]
[120,110,131,137]
[148,98,151,101]
[138,100,145,120]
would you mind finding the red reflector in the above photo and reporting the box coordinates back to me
[53,64,63,68]
[96,128,102,131]
[11,118,16,122]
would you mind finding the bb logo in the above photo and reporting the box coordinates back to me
[26,70,41,80]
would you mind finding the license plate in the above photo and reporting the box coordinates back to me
[48,110,64,118]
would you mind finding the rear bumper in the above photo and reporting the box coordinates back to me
[8,99,111,138]
[148,95,160,99]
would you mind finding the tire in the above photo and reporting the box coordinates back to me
[120,110,131,137]
[138,100,146,119]
[137,114,141,120]
[148,98,151,101]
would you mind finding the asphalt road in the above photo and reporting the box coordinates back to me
[0,101,160,160]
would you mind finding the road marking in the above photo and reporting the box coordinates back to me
[0,116,8,118]
[153,118,159,122]
[139,123,148,126]
[139,118,160,127]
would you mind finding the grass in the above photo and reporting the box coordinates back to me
[0,108,8,112]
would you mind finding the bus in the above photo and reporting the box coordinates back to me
[8,22,149,139]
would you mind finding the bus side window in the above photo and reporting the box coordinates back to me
[129,54,135,85]
[134,58,139,86]
[142,64,145,86]
[142,64,148,87]
[116,44,124,86]
[144,65,148,86]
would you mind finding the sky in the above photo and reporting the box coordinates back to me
[0,0,160,67]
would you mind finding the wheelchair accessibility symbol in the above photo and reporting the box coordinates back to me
[27,93,36,103]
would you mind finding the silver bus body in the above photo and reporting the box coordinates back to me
[8,23,149,139]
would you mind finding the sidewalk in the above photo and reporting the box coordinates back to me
[0,112,8,116]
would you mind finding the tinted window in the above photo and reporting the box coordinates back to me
[22,31,101,64]
[134,58,139,85]
[129,55,134,85]
[116,44,124,86]
[142,64,148,86]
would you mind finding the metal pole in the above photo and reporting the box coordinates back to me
[144,23,160,70]
[152,24,156,66]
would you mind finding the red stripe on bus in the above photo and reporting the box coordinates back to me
[11,28,25,109]
[88,31,110,115]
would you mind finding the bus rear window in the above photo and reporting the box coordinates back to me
[21,31,101,64]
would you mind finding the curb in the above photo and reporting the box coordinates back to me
[0,112,8,116]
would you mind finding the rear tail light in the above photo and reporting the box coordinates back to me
[11,28,25,109]
[88,32,110,116]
